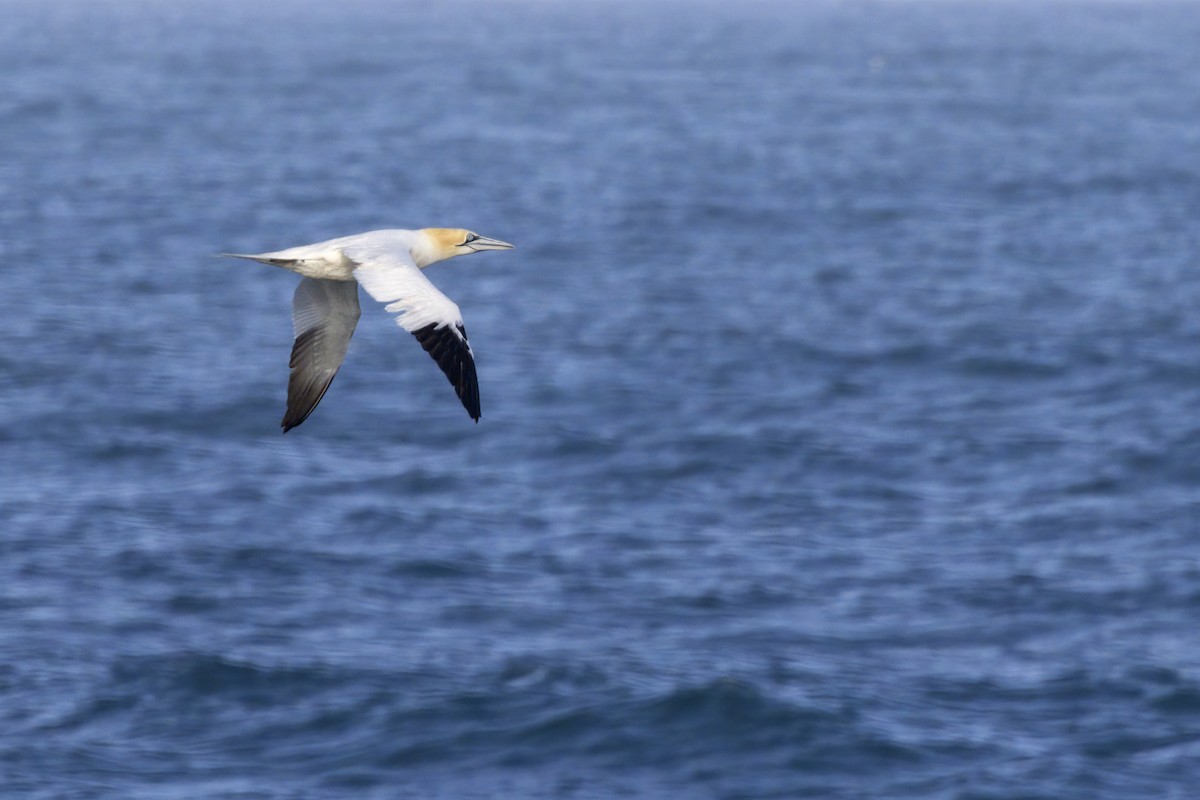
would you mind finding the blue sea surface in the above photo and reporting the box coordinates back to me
[4,0,1200,797]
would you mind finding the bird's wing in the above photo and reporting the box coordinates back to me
[283,277,361,432]
[345,247,480,421]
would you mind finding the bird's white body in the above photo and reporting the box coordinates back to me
[246,229,458,280]
[222,227,514,431]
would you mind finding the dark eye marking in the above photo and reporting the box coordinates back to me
[462,233,479,246]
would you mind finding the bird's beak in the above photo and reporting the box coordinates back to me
[467,236,515,252]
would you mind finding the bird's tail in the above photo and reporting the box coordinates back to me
[218,253,297,266]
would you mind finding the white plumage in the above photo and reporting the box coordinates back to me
[222,227,514,432]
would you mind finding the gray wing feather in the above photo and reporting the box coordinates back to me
[283,278,361,432]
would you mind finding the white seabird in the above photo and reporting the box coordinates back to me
[222,228,514,432]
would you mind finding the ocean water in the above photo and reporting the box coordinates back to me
[4,0,1200,797]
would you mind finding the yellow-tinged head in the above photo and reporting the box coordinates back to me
[418,228,515,267]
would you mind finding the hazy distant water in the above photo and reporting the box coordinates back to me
[4,0,1200,797]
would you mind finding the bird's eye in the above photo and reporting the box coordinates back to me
[462,234,479,246]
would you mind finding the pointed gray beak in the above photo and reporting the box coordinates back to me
[467,236,515,252]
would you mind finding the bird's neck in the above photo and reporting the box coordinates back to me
[412,229,462,268]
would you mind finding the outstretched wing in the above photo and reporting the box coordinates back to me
[346,248,480,422]
[283,278,361,432]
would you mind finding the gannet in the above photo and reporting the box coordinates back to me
[222,228,514,432]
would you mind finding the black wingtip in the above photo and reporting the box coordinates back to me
[281,399,322,432]
[411,322,482,423]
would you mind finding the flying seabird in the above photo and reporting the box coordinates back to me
[222,228,514,432]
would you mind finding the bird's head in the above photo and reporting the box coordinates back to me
[419,228,514,266]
